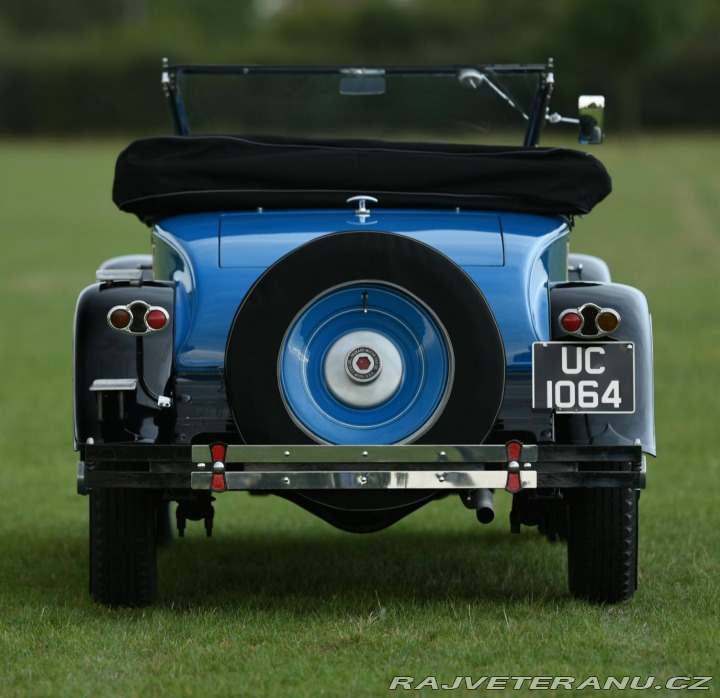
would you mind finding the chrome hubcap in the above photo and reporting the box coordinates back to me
[324,330,402,408]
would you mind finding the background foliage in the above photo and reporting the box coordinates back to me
[1,0,719,135]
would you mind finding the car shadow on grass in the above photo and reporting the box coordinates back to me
[8,508,568,610]
[155,524,569,608]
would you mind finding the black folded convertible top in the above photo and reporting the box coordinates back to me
[113,135,611,223]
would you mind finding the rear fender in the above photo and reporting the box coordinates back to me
[73,281,175,448]
[567,253,612,282]
[549,282,655,456]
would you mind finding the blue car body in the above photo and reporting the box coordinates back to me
[155,209,566,372]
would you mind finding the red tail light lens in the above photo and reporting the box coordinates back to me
[559,310,583,334]
[146,308,168,331]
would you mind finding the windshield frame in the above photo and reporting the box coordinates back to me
[161,61,554,147]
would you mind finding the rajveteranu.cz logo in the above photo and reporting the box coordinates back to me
[388,676,713,691]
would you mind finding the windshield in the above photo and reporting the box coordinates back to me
[167,65,550,145]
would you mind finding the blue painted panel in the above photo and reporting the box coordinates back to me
[219,210,503,268]
[153,210,568,372]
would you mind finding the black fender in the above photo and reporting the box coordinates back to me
[549,282,655,456]
[73,281,175,448]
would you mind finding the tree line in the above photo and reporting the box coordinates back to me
[0,0,717,135]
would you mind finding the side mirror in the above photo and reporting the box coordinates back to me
[578,95,605,145]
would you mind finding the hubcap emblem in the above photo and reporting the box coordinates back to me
[346,347,382,383]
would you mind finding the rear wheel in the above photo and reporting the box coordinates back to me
[566,474,639,603]
[89,487,158,607]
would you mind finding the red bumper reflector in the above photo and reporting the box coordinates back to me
[211,443,227,462]
[505,470,522,494]
[506,440,522,462]
[212,472,227,492]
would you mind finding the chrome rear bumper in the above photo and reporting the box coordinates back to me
[79,442,646,493]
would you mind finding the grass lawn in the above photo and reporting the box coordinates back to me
[0,136,718,697]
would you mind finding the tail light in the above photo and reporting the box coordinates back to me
[596,308,620,333]
[559,310,583,334]
[108,308,132,330]
[145,309,168,331]
[559,303,620,338]
[107,301,169,335]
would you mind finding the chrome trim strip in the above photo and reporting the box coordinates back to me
[190,444,538,464]
[77,460,87,495]
[89,378,138,392]
[191,469,537,490]
[96,269,144,282]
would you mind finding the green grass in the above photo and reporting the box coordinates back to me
[1,136,719,697]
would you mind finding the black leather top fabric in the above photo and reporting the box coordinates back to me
[113,134,612,223]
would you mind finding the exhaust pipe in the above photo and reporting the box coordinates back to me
[474,488,495,524]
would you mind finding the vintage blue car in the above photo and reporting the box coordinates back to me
[74,61,654,607]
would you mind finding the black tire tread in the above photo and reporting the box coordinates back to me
[567,473,638,603]
[89,488,158,607]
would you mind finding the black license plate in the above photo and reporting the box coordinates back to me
[532,342,635,413]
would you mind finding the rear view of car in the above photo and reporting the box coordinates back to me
[74,61,653,607]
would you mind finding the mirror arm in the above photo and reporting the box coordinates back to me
[547,112,579,125]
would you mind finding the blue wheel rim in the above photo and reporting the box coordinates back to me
[279,282,453,444]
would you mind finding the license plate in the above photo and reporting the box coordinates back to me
[532,342,635,413]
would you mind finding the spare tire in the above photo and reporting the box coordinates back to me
[226,230,504,446]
